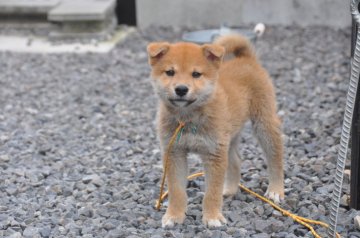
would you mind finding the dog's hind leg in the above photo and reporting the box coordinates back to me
[223,136,241,196]
[251,102,284,203]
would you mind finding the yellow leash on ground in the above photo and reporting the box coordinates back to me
[155,122,341,238]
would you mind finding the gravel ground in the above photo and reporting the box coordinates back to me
[0,25,359,238]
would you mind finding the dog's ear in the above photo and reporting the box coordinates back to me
[202,44,225,67]
[147,42,170,66]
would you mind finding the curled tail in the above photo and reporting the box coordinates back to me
[214,34,255,58]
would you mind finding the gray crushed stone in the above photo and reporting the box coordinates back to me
[0,25,358,237]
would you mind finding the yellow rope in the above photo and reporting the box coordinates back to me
[155,121,185,210]
[155,122,341,238]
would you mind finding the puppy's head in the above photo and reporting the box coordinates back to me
[147,42,224,108]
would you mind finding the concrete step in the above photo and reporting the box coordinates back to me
[0,0,118,39]
[48,0,116,22]
[0,0,60,15]
[48,0,117,38]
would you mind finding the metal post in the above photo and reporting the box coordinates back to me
[328,1,360,236]
[351,16,360,209]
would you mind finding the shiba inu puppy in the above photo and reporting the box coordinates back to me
[147,34,284,228]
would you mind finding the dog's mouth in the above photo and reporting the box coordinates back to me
[169,99,196,107]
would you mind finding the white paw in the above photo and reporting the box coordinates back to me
[265,190,283,204]
[207,219,223,227]
[222,186,238,197]
[203,214,227,227]
[161,213,185,228]
[162,218,174,228]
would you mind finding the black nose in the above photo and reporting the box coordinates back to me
[175,85,189,97]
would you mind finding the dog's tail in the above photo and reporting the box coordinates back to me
[214,34,255,58]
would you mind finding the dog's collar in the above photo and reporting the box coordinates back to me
[175,122,198,143]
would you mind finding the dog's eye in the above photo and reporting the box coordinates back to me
[165,70,175,77]
[192,71,202,78]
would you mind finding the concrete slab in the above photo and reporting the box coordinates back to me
[0,0,60,14]
[136,0,351,28]
[0,27,134,54]
[48,0,116,22]
[241,0,349,28]
[49,16,117,39]
[136,0,243,28]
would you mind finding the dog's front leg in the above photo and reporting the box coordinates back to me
[202,150,228,227]
[161,150,188,228]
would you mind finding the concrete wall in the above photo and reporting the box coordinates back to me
[136,0,351,28]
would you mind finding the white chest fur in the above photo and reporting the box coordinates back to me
[172,124,218,155]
